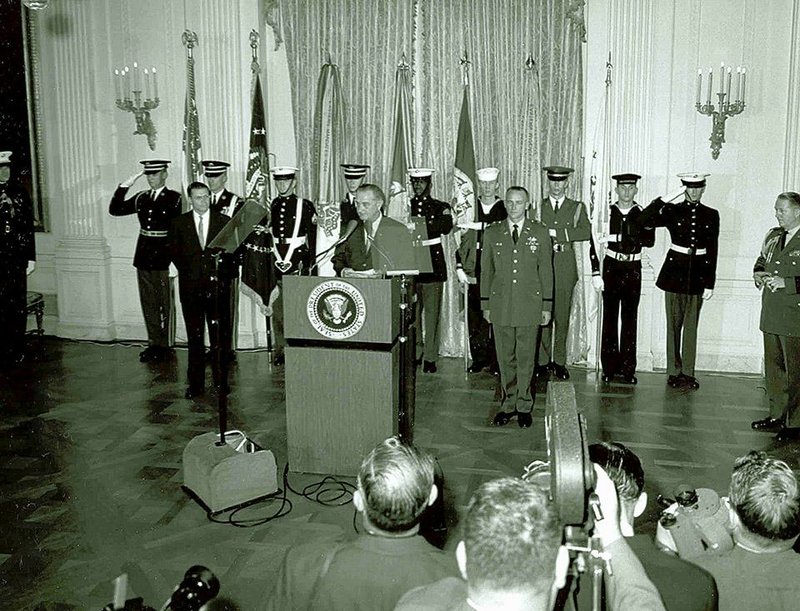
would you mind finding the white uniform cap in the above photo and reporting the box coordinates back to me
[476,167,499,182]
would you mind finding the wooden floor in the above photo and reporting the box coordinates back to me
[1,337,798,610]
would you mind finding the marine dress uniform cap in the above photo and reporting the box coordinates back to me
[201,160,231,177]
[677,172,710,187]
[476,167,500,182]
[340,164,370,179]
[407,168,435,178]
[271,166,299,180]
[543,166,574,181]
[139,159,171,174]
[611,173,641,184]
[0,151,12,166]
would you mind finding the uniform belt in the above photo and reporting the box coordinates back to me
[605,250,641,262]
[552,243,573,252]
[139,229,168,237]
[670,245,707,255]
[276,236,306,246]
[421,237,442,247]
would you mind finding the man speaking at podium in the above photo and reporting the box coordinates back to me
[331,184,409,278]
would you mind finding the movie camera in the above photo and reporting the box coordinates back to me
[101,565,220,611]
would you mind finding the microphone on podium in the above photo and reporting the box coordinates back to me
[309,220,359,274]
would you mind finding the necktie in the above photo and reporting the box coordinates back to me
[512,224,519,244]
[150,189,156,200]
[198,216,205,249]
[365,221,374,251]
[779,230,788,251]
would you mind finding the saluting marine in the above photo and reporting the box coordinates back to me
[109,159,182,363]
[409,168,453,374]
[637,172,719,390]
[589,173,655,384]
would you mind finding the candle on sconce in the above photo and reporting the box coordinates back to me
[741,67,746,104]
[123,66,130,100]
[133,61,140,92]
[143,68,150,100]
[696,68,702,105]
[152,67,158,99]
[114,68,122,100]
[706,67,713,105]
[719,62,725,96]
[725,66,732,102]
[735,67,742,102]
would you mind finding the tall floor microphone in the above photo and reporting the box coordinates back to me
[309,219,359,275]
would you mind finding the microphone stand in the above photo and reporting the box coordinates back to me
[208,249,230,447]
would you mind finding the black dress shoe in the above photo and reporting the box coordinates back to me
[423,360,437,373]
[467,362,487,374]
[620,374,638,385]
[551,363,570,380]
[518,412,532,428]
[139,347,157,363]
[185,387,204,400]
[667,374,683,388]
[681,374,700,390]
[273,352,285,366]
[601,372,613,384]
[215,384,231,396]
[751,417,783,431]
[534,364,550,379]
[493,410,516,426]
[776,427,800,441]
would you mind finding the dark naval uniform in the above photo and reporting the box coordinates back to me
[109,185,182,349]
[211,188,243,218]
[638,197,719,381]
[537,196,591,369]
[754,226,800,429]
[412,193,453,365]
[481,218,553,414]
[269,193,316,357]
[0,179,35,365]
[456,197,507,371]
[340,192,359,226]
[589,204,655,380]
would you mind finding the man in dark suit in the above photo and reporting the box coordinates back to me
[331,184,409,278]
[456,167,507,374]
[169,181,233,400]
[637,172,719,390]
[0,151,36,367]
[481,187,552,428]
[589,173,656,384]
[109,159,182,363]
[751,191,800,441]
[409,168,453,374]
[269,166,316,365]
[536,166,591,381]
[587,442,719,610]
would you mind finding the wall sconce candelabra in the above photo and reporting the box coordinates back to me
[695,62,747,159]
[114,62,160,150]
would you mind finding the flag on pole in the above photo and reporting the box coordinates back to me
[451,84,477,228]
[517,54,542,220]
[241,63,274,304]
[311,58,345,277]
[386,57,413,223]
[181,30,203,189]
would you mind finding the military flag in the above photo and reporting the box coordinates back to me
[386,57,413,223]
[181,30,203,189]
[311,58,345,277]
[451,84,477,229]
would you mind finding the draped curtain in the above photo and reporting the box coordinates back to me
[281,0,588,363]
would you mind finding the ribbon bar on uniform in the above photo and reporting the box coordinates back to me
[670,245,707,256]
[139,229,168,237]
[605,250,642,262]
[421,237,442,247]
[552,243,573,252]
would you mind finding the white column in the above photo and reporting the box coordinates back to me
[784,0,800,189]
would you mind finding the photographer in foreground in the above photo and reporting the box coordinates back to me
[690,451,800,611]
[586,442,718,610]
[395,468,664,611]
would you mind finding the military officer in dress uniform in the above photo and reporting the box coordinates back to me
[455,167,507,374]
[481,186,552,428]
[409,168,453,373]
[751,192,800,441]
[269,166,316,365]
[109,159,182,363]
[536,166,591,380]
[589,173,655,384]
[637,172,719,390]
[203,159,243,360]
[340,163,370,226]
[0,151,36,367]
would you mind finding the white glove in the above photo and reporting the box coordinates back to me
[168,263,178,278]
[26,261,36,276]
[592,276,604,292]
[661,186,686,204]
[120,171,144,188]
[456,268,469,284]
[457,221,482,231]
[268,285,280,307]
[548,229,557,237]
[702,288,713,300]
[597,234,620,244]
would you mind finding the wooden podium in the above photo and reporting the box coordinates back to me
[283,275,411,476]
